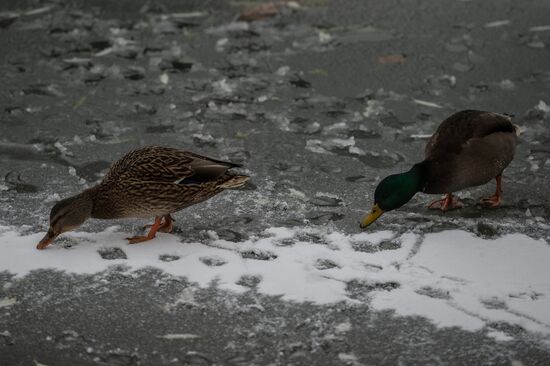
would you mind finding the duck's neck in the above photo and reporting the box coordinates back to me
[392,162,429,202]
[85,185,123,219]
[409,161,430,193]
[375,162,429,211]
[79,185,101,219]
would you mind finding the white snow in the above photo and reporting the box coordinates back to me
[156,334,200,340]
[305,137,355,154]
[484,20,511,28]
[44,193,61,203]
[206,22,250,35]
[23,5,54,16]
[530,25,550,32]
[275,66,290,76]
[535,100,550,113]
[1,226,550,339]
[334,321,352,333]
[159,73,169,85]
[499,79,516,90]
[363,100,385,117]
[212,79,235,94]
[215,38,228,52]
[338,353,359,364]
[317,30,333,44]
[412,99,444,109]
[487,330,515,342]
[410,134,432,139]
[288,188,307,200]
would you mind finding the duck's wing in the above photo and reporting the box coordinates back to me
[422,111,517,194]
[103,146,239,185]
[425,110,515,159]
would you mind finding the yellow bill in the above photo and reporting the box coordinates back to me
[360,204,384,228]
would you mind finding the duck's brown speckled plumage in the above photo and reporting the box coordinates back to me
[37,146,249,249]
[422,110,518,194]
[91,146,248,219]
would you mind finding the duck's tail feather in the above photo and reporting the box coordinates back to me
[513,123,522,136]
[218,175,250,189]
[495,112,521,136]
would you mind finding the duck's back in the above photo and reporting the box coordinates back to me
[423,110,517,194]
[92,146,246,219]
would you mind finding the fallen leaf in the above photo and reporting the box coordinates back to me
[286,1,301,9]
[238,2,278,22]
[377,54,406,65]
[308,68,328,76]
[0,297,17,308]
[290,75,311,88]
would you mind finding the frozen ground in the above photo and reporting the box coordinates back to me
[1,0,550,365]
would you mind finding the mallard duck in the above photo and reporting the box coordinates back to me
[37,146,249,249]
[361,110,519,228]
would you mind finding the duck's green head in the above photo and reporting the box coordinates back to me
[360,164,426,228]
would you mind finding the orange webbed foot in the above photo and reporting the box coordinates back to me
[128,216,164,244]
[126,236,155,244]
[158,215,174,233]
[142,215,173,233]
[479,194,501,208]
[479,175,503,209]
[428,193,464,212]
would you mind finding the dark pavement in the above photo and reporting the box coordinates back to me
[1,0,550,364]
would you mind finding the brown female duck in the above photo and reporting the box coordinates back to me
[37,146,249,249]
[361,110,519,227]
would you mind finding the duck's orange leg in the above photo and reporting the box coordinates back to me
[127,216,163,244]
[480,175,502,208]
[158,214,174,233]
[142,214,174,233]
[428,193,464,212]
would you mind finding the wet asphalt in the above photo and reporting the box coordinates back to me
[1,0,550,364]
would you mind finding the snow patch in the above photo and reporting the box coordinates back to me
[363,100,384,117]
[334,321,352,333]
[212,79,235,94]
[535,100,550,114]
[45,193,61,203]
[1,226,550,339]
[487,330,514,342]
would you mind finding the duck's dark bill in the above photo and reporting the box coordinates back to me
[37,228,57,250]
